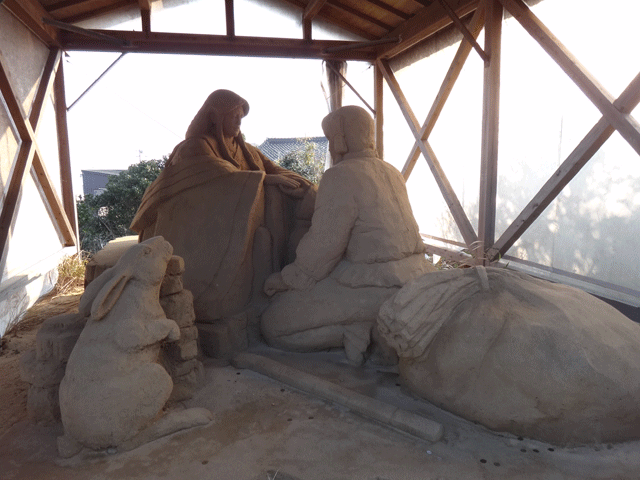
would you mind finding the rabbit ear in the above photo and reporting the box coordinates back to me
[91,274,131,321]
[79,267,117,317]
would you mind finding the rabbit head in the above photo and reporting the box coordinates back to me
[79,237,173,321]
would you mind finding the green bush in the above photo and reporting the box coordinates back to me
[276,139,325,185]
[77,158,166,253]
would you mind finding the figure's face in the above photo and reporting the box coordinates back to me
[222,105,244,138]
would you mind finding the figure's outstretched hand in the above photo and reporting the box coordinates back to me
[264,272,289,296]
[265,174,307,198]
[264,174,301,189]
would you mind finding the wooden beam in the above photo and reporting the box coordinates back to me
[498,0,640,157]
[401,5,485,178]
[302,0,327,40]
[225,0,235,37]
[488,71,640,261]
[1,0,60,46]
[374,62,384,159]
[377,58,478,247]
[434,0,487,62]
[379,0,479,59]
[54,59,78,242]
[58,30,378,61]
[29,50,61,136]
[477,0,502,256]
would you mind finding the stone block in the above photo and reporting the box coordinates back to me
[160,290,196,328]
[166,256,185,275]
[160,274,183,296]
[84,236,138,286]
[19,349,66,387]
[168,363,204,403]
[197,314,248,359]
[36,313,85,362]
[163,338,198,362]
[180,325,198,343]
[27,384,60,424]
[166,358,199,378]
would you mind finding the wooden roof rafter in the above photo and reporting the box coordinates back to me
[324,0,395,33]
[55,0,133,24]
[378,0,479,59]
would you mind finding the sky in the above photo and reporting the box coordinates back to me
[63,0,373,195]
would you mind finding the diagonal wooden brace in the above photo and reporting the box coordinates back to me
[377,58,478,247]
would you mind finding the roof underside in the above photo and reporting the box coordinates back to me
[4,0,480,61]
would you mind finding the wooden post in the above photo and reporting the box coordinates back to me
[54,59,79,245]
[477,0,502,260]
[225,0,235,37]
[326,60,346,112]
[374,62,384,159]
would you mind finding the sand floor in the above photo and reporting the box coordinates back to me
[1,337,640,480]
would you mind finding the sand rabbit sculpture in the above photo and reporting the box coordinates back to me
[57,236,211,457]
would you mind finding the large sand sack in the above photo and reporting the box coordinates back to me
[378,267,640,445]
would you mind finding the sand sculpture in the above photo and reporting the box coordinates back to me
[130,90,317,333]
[261,106,435,365]
[57,237,211,457]
[378,266,640,445]
[20,241,204,425]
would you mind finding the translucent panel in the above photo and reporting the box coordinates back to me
[235,0,303,39]
[406,157,465,244]
[341,62,374,115]
[146,0,226,35]
[0,111,18,198]
[496,9,603,240]
[0,9,49,118]
[3,175,64,280]
[551,132,640,291]
[386,34,484,244]
[35,94,62,198]
[532,0,640,98]
[75,4,142,31]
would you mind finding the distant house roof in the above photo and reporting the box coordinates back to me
[81,169,124,196]
[258,137,329,164]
